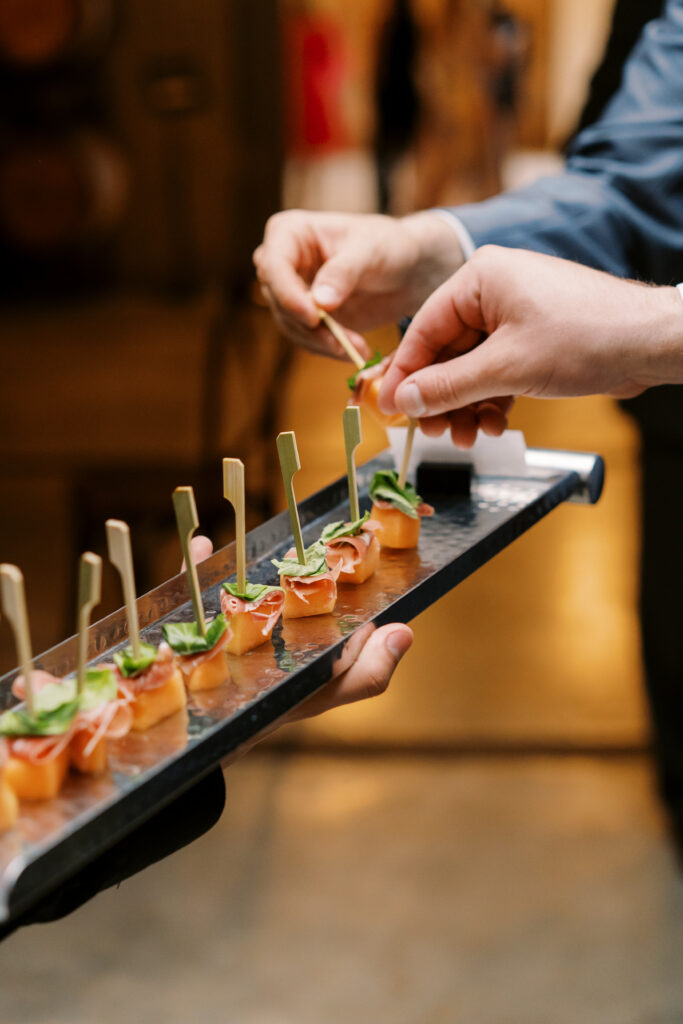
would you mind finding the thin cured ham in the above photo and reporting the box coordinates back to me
[2,671,76,800]
[69,671,133,774]
[349,354,409,428]
[220,585,285,655]
[274,545,342,620]
[114,641,186,732]
[323,520,380,584]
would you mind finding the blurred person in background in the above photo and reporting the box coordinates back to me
[255,0,683,842]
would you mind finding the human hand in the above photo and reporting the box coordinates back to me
[187,537,413,727]
[379,246,683,444]
[253,209,465,360]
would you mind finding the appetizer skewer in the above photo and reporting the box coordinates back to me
[162,488,230,691]
[0,565,73,800]
[322,406,380,585]
[370,423,434,549]
[273,431,341,618]
[220,459,284,655]
[106,519,186,730]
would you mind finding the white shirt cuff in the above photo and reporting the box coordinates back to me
[430,208,477,261]
[676,282,683,304]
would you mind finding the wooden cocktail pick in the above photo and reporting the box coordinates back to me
[316,308,365,370]
[105,519,141,658]
[77,552,102,695]
[0,564,35,718]
[276,431,306,564]
[343,405,362,523]
[398,418,417,490]
[172,487,207,637]
[223,458,247,593]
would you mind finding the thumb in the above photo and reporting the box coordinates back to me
[394,338,516,417]
[310,245,369,311]
[181,534,214,572]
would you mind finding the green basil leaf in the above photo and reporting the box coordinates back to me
[113,641,159,678]
[369,469,422,519]
[79,667,118,712]
[162,615,227,656]
[347,351,382,391]
[222,581,283,602]
[321,511,371,541]
[271,539,328,578]
[0,682,80,737]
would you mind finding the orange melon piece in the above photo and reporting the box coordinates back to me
[281,577,337,619]
[180,649,230,692]
[336,534,380,584]
[5,746,70,801]
[371,502,421,549]
[70,733,108,774]
[131,667,186,732]
[226,612,275,656]
[0,778,19,831]
[358,377,409,428]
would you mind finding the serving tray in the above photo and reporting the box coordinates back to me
[0,445,603,925]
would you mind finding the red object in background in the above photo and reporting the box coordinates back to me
[283,13,349,155]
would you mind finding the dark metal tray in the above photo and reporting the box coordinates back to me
[0,446,603,924]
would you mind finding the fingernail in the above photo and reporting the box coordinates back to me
[397,380,427,418]
[386,630,412,661]
[312,284,341,308]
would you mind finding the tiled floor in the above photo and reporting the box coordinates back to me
[2,753,682,1024]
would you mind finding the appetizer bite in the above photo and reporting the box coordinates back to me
[162,615,230,691]
[1,670,77,800]
[369,469,434,549]
[164,486,231,690]
[220,583,284,655]
[107,519,187,729]
[274,431,341,618]
[221,458,285,654]
[272,539,341,619]
[323,405,380,585]
[113,639,185,731]
[68,664,132,774]
[322,511,380,585]
[348,354,409,429]
[0,739,19,831]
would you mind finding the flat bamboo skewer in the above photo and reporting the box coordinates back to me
[105,519,141,658]
[0,564,35,718]
[77,552,102,695]
[343,405,362,523]
[398,419,418,490]
[223,458,247,593]
[317,308,365,370]
[276,431,306,564]
[172,487,207,636]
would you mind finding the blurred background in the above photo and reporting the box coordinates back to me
[1,1,682,1021]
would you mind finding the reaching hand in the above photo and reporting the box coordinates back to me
[253,209,465,361]
[379,246,683,442]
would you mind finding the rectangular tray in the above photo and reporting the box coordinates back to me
[0,447,597,924]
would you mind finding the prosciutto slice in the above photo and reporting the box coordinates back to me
[11,669,62,700]
[220,587,284,637]
[324,523,379,574]
[372,499,434,517]
[115,641,176,694]
[349,355,392,403]
[8,731,74,765]
[280,548,342,605]
[176,626,231,675]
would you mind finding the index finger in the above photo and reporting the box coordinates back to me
[378,270,483,413]
[254,229,320,329]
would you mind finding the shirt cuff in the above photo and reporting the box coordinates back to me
[676,283,683,304]
[430,208,477,261]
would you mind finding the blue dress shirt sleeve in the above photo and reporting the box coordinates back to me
[450,0,683,285]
